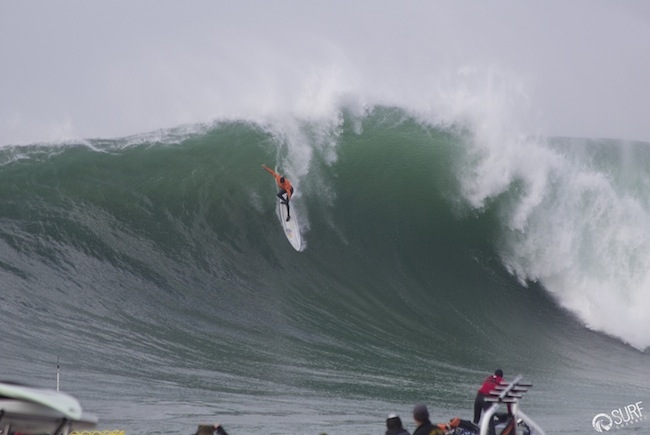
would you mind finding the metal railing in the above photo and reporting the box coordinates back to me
[71,431,126,435]
[479,375,546,435]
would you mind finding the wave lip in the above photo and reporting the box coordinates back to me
[474,136,650,351]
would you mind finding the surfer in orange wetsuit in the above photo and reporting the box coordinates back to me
[262,164,294,221]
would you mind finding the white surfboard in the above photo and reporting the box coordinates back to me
[278,200,302,251]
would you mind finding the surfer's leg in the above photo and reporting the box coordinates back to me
[473,394,483,424]
[286,200,291,221]
[277,190,287,204]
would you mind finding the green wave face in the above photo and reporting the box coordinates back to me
[1,109,649,434]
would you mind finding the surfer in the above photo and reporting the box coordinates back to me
[262,164,294,221]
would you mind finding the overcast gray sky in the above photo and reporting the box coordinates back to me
[2,0,650,145]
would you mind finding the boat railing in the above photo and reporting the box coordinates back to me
[71,431,125,435]
[479,374,546,435]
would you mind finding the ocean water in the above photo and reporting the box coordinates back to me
[1,107,649,435]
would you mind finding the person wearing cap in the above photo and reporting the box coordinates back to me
[385,413,410,435]
[412,404,445,435]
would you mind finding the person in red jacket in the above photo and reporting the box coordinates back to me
[262,164,294,221]
[473,369,504,425]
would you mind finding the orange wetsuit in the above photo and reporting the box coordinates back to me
[262,165,293,200]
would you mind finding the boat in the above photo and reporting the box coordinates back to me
[437,375,545,435]
[0,381,98,435]
[479,375,546,435]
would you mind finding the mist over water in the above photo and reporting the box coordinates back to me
[3,1,650,145]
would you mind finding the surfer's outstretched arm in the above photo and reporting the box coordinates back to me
[261,164,278,177]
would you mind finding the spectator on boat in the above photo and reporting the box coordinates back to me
[386,413,410,435]
[436,417,480,434]
[473,369,504,425]
[412,404,445,435]
[194,423,229,435]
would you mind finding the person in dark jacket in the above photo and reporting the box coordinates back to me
[386,413,410,435]
[194,423,228,435]
[412,404,445,435]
